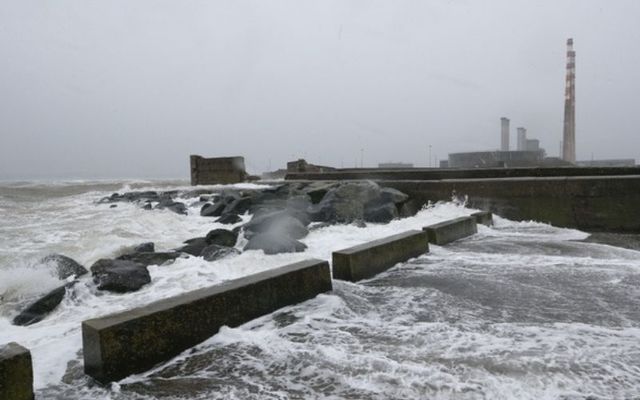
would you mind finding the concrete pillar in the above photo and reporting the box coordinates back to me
[500,117,510,151]
[0,342,34,400]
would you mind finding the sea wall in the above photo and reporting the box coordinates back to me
[423,216,478,245]
[0,342,33,400]
[286,166,640,181]
[82,259,332,383]
[382,176,640,232]
[332,230,429,282]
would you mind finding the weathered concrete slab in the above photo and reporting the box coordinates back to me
[0,342,33,400]
[332,230,429,282]
[471,211,493,226]
[82,259,332,384]
[423,216,478,245]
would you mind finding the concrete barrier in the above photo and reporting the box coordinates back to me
[471,211,493,226]
[423,216,478,245]
[332,230,429,282]
[82,259,332,383]
[0,342,33,400]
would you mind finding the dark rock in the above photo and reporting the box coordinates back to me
[305,183,336,204]
[134,242,155,253]
[142,203,153,210]
[90,259,151,293]
[380,187,409,204]
[157,201,187,215]
[12,284,69,326]
[364,202,398,223]
[222,196,253,216]
[244,233,307,255]
[399,199,423,218]
[310,181,382,223]
[200,202,226,217]
[117,252,181,267]
[109,204,117,208]
[201,245,240,261]
[205,229,238,247]
[216,213,243,225]
[244,214,308,240]
[176,238,208,256]
[41,254,88,280]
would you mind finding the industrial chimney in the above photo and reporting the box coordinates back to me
[562,38,576,162]
[500,117,510,151]
[517,127,527,151]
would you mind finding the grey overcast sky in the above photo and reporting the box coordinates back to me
[1,0,639,179]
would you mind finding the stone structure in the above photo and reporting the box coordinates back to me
[423,217,478,245]
[0,342,33,400]
[332,230,429,282]
[82,259,331,383]
[190,155,247,185]
[286,159,335,174]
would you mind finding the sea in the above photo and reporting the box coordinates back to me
[0,179,639,399]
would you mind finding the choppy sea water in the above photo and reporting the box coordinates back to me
[1,180,639,399]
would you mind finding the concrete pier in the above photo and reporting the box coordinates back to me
[471,211,493,226]
[82,259,332,383]
[0,342,33,400]
[332,230,429,282]
[423,216,478,245]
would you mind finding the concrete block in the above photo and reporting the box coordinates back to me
[471,211,493,226]
[332,230,429,282]
[423,216,478,245]
[82,259,332,383]
[0,342,33,400]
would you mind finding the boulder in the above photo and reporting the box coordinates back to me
[176,238,208,256]
[201,245,240,261]
[363,202,398,223]
[90,259,151,293]
[12,284,70,326]
[41,254,88,280]
[117,251,182,267]
[133,242,155,253]
[380,187,409,204]
[309,181,382,223]
[205,229,238,247]
[222,196,253,216]
[244,233,307,255]
[244,214,308,240]
[159,202,187,215]
[215,213,243,225]
[200,202,225,217]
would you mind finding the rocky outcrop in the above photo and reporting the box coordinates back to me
[205,229,238,247]
[201,245,240,261]
[244,233,307,255]
[41,254,87,279]
[117,251,182,267]
[90,259,151,293]
[12,284,70,326]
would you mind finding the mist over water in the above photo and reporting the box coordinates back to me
[1,181,639,399]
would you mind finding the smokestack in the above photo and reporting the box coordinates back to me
[517,127,527,151]
[500,117,510,151]
[562,38,576,162]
